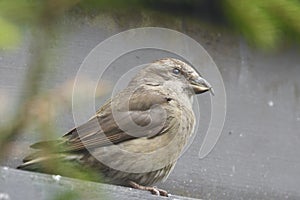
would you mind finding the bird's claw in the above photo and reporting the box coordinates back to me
[128,181,169,197]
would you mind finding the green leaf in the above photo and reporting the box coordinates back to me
[0,17,20,48]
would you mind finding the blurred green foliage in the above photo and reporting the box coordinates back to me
[223,0,300,48]
[0,17,20,47]
[52,191,80,200]
[1,0,300,49]
[0,1,103,198]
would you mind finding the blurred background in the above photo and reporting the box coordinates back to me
[0,0,300,199]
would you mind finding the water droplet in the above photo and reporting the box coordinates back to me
[268,101,274,107]
[0,193,10,200]
[52,175,61,182]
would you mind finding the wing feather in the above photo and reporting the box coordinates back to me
[31,85,171,153]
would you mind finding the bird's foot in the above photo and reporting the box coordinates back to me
[128,181,169,197]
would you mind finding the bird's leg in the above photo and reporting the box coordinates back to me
[128,181,169,197]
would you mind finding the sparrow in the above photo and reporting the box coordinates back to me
[18,58,213,196]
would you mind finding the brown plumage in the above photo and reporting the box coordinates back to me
[18,58,213,196]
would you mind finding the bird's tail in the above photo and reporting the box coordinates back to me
[17,152,83,172]
[17,138,74,171]
[17,144,101,181]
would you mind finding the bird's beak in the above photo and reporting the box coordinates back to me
[190,76,214,95]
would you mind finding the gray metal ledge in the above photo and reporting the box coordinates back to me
[0,166,200,200]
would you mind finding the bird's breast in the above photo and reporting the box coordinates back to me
[93,100,195,174]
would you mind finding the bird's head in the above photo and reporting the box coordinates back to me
[132,58,213,96]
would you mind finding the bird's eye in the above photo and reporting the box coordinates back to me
[172,68,180,74]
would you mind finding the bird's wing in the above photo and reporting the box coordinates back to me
[31,86,172,152]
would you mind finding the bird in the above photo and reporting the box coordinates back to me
[17,58,213,196]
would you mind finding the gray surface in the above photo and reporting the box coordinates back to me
[0,167,196,200]
[0,12,300,200]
